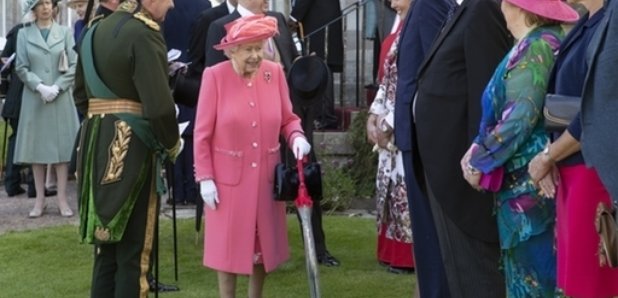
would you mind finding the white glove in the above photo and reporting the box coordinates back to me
[200,180,219,210]
[292,137,311,160]
[48,85,60,101]
[36,84,59,102]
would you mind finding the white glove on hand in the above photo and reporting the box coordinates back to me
[200,180,219,210]
[292,137,311,160]
[48,85,60,102]
[36,84,59,102]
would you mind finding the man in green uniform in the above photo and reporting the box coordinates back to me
[73,0,180,296]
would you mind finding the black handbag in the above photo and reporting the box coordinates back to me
[543,93,580,132]
[273,162,322,201]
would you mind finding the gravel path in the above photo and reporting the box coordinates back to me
[0,180,375,236]
[0,180,80,235]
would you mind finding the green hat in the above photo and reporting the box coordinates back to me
[22,0,39,16]
[22,0,59,17]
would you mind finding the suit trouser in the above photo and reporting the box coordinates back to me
[402,153,450,298]
[313,66,338,129]
[91,177,158,298]
[173,136,197,203]
[425,178,505,298]
[4,117,34,193]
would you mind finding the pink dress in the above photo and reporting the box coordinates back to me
[194,60,304,274]
[557,165,618,297]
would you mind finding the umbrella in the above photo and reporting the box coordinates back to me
[295,158,321,298]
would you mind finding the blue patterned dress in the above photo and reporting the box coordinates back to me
[469,25,564,297]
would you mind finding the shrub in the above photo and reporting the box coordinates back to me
[319,156,356,213]
[348,109,377,199]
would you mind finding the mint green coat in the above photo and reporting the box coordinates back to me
[14,22,79,164]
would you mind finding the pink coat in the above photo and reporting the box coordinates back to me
[194,60,304,274]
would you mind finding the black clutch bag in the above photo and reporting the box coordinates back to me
[543,93,580,132]
[273,162,322,201]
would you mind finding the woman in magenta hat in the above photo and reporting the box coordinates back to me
[460,0,578,296]
[193,15,311,298]
[528,0,618,296]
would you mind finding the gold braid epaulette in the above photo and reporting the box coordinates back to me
[117,0,159,31]
[133,12,160,31]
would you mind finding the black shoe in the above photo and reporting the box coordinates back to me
[27,188,57,198]
[148,279,180,293]
[387,266,414,275]
[6,187,26,197]
[317,252,340,267]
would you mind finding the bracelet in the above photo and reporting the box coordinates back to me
[466,164,480,175]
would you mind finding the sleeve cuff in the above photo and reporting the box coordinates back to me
[567,113,582,141]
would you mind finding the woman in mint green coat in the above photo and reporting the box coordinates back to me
[15,0,79,218]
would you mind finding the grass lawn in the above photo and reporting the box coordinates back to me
[0,215,416,297]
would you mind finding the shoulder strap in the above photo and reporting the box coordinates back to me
[80,23,118,99]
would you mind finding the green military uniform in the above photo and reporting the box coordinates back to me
[73,1,180,297]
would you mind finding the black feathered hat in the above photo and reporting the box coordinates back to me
[287,55,329,107]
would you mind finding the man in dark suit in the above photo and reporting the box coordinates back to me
[164,0,211,63]
[288,0,343,130]
[1,23,35,198]
[393,0,450,296]
[187,0,237,79]
[204,0,340,267]
[581,0,618,202]
[163,0,210,206]
[288,0,343,73]
[413,0,510,296]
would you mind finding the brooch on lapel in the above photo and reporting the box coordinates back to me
[264,71,272,83]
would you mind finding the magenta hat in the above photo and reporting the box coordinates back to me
[506,0,580,23]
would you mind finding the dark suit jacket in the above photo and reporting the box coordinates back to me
[163,0,211,63]
[204,11,298,73]
[414,0,511,242]
[290,0,344,72]
[1,23,31,120]
[394,0,449,152]
[581,0,618,201]
[187,3,230,76]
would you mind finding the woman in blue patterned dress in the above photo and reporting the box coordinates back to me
[460,0,578,296]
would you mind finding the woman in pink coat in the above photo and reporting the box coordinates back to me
[193,15,311,298]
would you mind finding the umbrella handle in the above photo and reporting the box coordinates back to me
[296,158,306,185]
[295,158,313,208]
